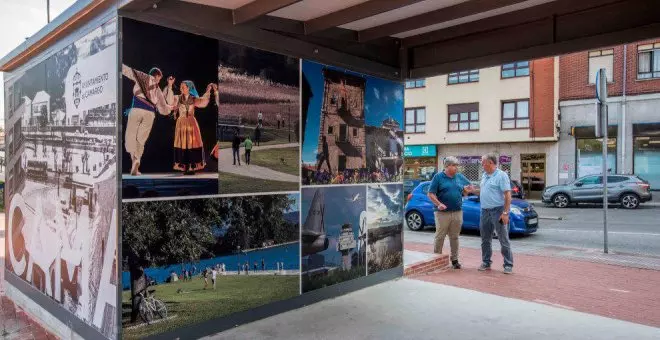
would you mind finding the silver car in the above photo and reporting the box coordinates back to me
[542,175,652,209]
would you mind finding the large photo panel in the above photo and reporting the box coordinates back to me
[216,41,300,195]
[301,185,367,293]
[301,60,404,185]
[121,194,301,339]
[367,184,404,275]
[121,18,219,199]
[4,18,118,339]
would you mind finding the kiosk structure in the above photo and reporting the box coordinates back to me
[2,0,659,339]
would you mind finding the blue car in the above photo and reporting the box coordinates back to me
[405,181,539,235]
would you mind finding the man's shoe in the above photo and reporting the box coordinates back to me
[503,266,513,274]
[478,263,491,271]
[451,260,462,270]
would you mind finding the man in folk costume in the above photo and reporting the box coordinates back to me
[122,64,173,175]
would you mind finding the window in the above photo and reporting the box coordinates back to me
[448,103,479,132]
[328,126,334,134]
[588,49,614,84]
[501,61,530,78]
[633,135,660,189]
[576,138,617,177]
[405,107,426,133]
[577,176,601,185]
[352,128,358,137]
[638,43,660,79]
[608,176,628,183]
[501,100,530,129]
[448,70,479,84]
[339,124,348,142]
[405,79,426,88]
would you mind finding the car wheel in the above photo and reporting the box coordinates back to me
[406,211,425,231]
[552,193,570,208]
[620,193,640,209]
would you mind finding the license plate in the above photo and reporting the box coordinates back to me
[528,218,538,225]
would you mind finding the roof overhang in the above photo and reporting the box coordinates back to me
[3,0,660,80]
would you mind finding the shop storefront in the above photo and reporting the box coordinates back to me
[633,123,660,190]
[404,144,437,179]
[453,155,513,182]
[571,126,618,178]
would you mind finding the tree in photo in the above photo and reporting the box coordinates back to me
[122,199,221,322]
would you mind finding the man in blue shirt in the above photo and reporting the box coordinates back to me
[428,156,475,269]
[478,153,514,274]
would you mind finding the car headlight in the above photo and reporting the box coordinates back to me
[510,207,523,216]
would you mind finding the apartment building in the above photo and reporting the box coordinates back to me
[558,39,660,188]
[404,58,559,196]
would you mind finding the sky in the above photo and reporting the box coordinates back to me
[0,0,77,127]
[301,60,404,164]
[301,185,365,266]
[288,193,300,212]
[367,184,403,229]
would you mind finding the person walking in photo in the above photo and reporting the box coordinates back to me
[276,113,282,129]
[254,125,262,147]
[203,268,209,289]
[261,258,265,271]
[232,132,242,166]
[427,156,474,270]
[244,136,253,165]
[121,65,173,176]
[211,268,218,290]
[478,153,514,274]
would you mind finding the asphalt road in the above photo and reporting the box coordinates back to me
[405,204,660,258]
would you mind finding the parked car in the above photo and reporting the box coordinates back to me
[469,179,525,199]
[404,178,424,199]
[405,181,538,235]
[542,174,652,209]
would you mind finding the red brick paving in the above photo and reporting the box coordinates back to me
[1,296,59,340]
[406,241,660,328]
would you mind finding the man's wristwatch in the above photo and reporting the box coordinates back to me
[502,212,509,215]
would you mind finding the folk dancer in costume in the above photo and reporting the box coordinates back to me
[164,79,217,174]
[122,65,173,175]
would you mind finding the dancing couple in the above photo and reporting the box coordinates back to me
[122,64,217,175]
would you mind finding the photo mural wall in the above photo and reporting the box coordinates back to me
[117,18,404,339]
[3,18,119,339]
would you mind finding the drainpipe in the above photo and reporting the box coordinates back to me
[621,44,627,174]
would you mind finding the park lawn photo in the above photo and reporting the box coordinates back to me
[218,172,299,194]
[216,41,301,195]
[250,147,299,176]
[121,194,301,338]
[121,275,299,339]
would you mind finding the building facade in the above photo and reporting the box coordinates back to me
[404,58,560,196]
[558,40,660,188]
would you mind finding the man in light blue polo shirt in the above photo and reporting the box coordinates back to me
[478,153,514,274]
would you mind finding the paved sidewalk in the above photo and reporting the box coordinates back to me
[405,229,660,270]
[208,279,660,340]
[406,241,660,328]
[217,143,299,182]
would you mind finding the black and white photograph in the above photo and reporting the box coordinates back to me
[3,18,118,339]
